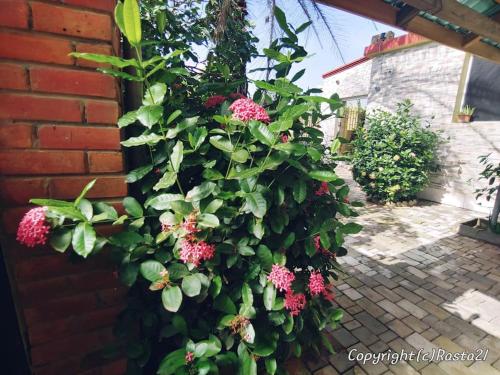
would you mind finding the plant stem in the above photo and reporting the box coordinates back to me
[225,132,244,178]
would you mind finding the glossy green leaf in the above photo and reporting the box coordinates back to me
[292,180,307,203]
[123,0,141,46]
[245,192,267,218]
[167,109,182,125]
[143,83,167,105]
[126,165,153,183]
[308,170,339,182]
[265,358,277,375]
[145,193,184,210]
[118,110,137,128]
[157,349,186,375]
[140,260,166,282]
[214,294,237,314]
[50,228,72,253]
[197,213,219,228]
[121,134,163,147]
[162,286,183,312]
[209,135,234,152]
[170,140,183,172]
[186,182,216,202]
[181,274,202,297]
[137,105,163,128]
[114,1,125,35]
[74,179,96,207]
[72,222,96,258]
[153,171,177,191]
[123,196,143,217]
[249,121,275,146]
[263,284,276,311]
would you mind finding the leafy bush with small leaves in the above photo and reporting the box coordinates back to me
[474,154,500,231]
[351,100,440,202]
[18,1,362,374]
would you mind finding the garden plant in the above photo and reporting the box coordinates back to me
[351,100,440,203]
[475,154,500,232]
[16,1,363,374]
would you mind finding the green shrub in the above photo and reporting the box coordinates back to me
[17,2,363,374]
[351,100,440,202]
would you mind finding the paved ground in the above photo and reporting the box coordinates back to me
[288,165,500,375]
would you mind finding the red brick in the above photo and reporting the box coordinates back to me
[2,206,30,234]
[38,125,121,150]
[19,270,119,307]
[0,178,47,206]
[88,152,123,173]
[62,0,115,13]
[31,327,115,365]
[0,123,32,148]
[0,31,73,65]
[0,63,28,90]
[0,1,29,29]
[29,306,122,346]
[0,93,82,122]
[75,42,113,68]
[49,176,127,199]
[32,2,112,41]
[0,150,86,175]
[85,100,119,124]
[30,66,116,98]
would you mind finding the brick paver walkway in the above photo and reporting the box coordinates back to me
[288,165,500,375]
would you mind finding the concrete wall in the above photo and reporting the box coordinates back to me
[0,1,127,374]
[322,41,500,213]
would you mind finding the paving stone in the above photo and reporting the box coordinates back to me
[344,319,362,330]
[356,298,386,318]
[313,365,339,375]
[407,266,428,279]
[468,362,500,375]
[345,277,365,288]
[387,319,413,338]
[431,336,473,366]
[379,330,398,343]
[444,315,486,341]
[402,316,430,333]
[378,300,410,319]
[304,352,329,371]
[437,361,475,375]
[331,327,359,348]
[286,357,311,375]
[358,286,385,303]
[413,288,444,305]
[372,275,399,290]
[417,301,450,320]
[405,333,439,358]
[387,338,427,371]
[369,340,389,354]
[328,350,356,373]
[393,287,423,304]
[352,326,379,346]
[454,334,498,364]
[355,312,387,335]
[343,288,364,301]
[420,364,448,375]
[388,361,420,375]
[378,313,396,324]
[397,299,428,320]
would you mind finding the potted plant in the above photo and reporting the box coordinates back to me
[456,105,475,123]
[459,154,500,245]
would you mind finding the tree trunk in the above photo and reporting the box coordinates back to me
[490,185,500,230]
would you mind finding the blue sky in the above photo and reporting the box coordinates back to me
[246,1,405,90]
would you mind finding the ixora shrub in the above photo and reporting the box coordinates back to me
[17,1,363,374]
[351,100,440,203]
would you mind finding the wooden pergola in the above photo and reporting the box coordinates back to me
[317,0,500,63]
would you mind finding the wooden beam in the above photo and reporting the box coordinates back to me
[403,0,500,43]
[396,5,420,27]
[463,34,481,49]
[315,0,397,26]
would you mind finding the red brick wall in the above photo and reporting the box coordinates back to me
[0,1,127,374]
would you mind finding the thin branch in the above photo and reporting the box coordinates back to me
[297,0,323,48]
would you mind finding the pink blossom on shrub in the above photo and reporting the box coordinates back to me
[204,95,227,109]
[315,182,329,196]
[322,283,335,301]
[180,239,215,267]
[281,134,289,143]
[267,264,295,292]
[181,214,199,234]
[284,290,306,316]
[228,98,270,123]
[185,351,194,363]
[308,271,325,296]
[161,223,173,232]
[16,207,50,247]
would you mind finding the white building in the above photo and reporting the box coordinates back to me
[322,33,500,213]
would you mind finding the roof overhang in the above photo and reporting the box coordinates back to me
[316,0,500,63]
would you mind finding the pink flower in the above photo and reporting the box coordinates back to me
[229,98,270,123]
[281,134,289,143]
[313,235,333,257]
[267,264,295,292]
[322,283,335,301]
[179,239,215,267]
[185,351,194,363]
[229,92,246,100]
[204,95,227,109]
[308,271,325,296]
[315,182,329,196]
[161,222,173,232]
[16,207,50,248]
[181,214,199,234]
[284,291,306,316]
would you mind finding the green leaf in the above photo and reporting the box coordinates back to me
[30,198,73,208]
[114,1,125,35]
[282,232,295,249]
[245,192,267,218]
[257,245,273,271]
[167,109,182,125]
[263,284,276,311]
[232,149,249,163]
[49,228,72,253]
[340,222,363,234]
[227,167,260,180]
[274,6,295,40]
[292,180,307,203]
[214,294,237,314]
[268,119,292,132]
[153,171,177,191]
[143,83,167,105]
[72,222,96,258]
[167,263,189,280]
[77,199,93,220]
[282,104,309,120]
[242,283,253,307]
[121,134,163,147]
[74,179,96,207]
[137,105,163,128]
[70,53,138,69]
[118,110,137,128]
[330,138,341,153]
[265,358,277,375]
[308,170,339,182]
[123,196,143,217]
[123,0,141,46]
[120,262,139,287]
[170,140,183,172]
[201,335,222,357]
[157,349,186,375]
[96,67,141,81]
[209,135,234,153]
[188,127,207,150]
[307,147,322,161]
[197,213,219,228]
[145,193,184,210]
[240,349,257,375]
[162,286,183,312]
[203,199,223,214]
[181,274,202,297]
[166,117,198,138]
[186,182,216,202]
[140,260,166,282]
[126,165,153,183]
[249,121,275,146]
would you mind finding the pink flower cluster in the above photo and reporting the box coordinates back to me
[315,182,330,196]
[185,351,194,363]
[229,98,270,123]
[284,291,306,316]
[267,264,295,292]
[16,207,50,248]
[281,134,289,143]
[204,95,227,109]
[179,239,215,267]
[181,214,199,234]
[308,271,325,296]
